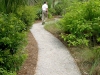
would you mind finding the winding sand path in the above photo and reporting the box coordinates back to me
[30,22,81,75]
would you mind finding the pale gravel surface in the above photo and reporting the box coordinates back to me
[30,22,82,75]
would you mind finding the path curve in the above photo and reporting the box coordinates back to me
[30,22,82,75]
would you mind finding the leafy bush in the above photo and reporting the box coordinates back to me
[58,0,100,74]
[0,1,38,75]
[54,0,74,15]
[16,5,37,30]
[58,0,100,47]
[36,8,42,20]
[0,13,27,74]
[49,8,56,16]
[79,47,100,75]
[0,68,16,75]
[0,50,27,75]
[54,2,64,15]
[0,13,27,54]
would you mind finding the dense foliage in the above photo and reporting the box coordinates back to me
[0,0,28,14]
[58,0,100,74]
[59,0,100,47]
[16,5,38,30]
[0,13,27,75]
[0,0,38,75]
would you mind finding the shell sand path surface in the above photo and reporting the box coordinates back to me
[30,22,82,75]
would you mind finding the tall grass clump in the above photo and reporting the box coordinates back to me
[44,19,61,34]
[0,0,28,14]
[54,0,79,15]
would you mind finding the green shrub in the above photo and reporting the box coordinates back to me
[0,13,26,54]
[54,0,73,15]
[36,8,42,20]
[54,2,64,15]
[58,0,100,47]
[0,13,27,74]
[0,50,27,74]
[16,5,37,30]
[0,68,16,75]
[0,2,38,75]
[49,8,56,16]
[58,1,100,74]
[48,12,53,19]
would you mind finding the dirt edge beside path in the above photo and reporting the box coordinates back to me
[17,31,38,75]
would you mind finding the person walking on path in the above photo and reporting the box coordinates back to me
[42,1,48,25]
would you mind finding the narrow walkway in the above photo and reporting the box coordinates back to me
[30,22,81,75]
